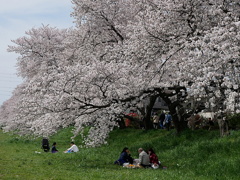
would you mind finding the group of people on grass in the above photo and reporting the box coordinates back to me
[114,147,161,169]
[152,111,172,131]
[43,138,161,169]
[42,138,79,153]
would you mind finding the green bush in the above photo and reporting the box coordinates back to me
[227,113,240,129]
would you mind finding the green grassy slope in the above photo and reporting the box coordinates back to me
[0,128,240,180]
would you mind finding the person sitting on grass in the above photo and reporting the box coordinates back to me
[137,148,150,168]
[42,137,50,152]
[148,148,160,169]
[51,142,58,153]
[114,147,134,165]
[64,142,79,153]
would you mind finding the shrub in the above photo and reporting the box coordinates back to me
[227,113,240,130]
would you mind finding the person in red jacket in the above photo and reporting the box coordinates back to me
[148,148,160,169]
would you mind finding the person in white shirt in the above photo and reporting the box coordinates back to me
[64,142,79,153]
[137,148,150,168]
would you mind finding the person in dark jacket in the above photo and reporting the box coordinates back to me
[159,112,166,129]
[114,147,133,165]
[42,138,50,152]
[51,142,58,153]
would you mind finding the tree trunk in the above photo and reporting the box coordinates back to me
[168,104,188,134]
[159,88,188,134]
[143,95,158,129]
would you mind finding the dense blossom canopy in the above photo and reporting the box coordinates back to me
[0,0,239,146]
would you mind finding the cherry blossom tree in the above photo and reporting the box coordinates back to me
[1,0,240,146]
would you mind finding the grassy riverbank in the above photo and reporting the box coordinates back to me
[0,127,240,180]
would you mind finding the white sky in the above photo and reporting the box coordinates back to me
[0,0,74,105]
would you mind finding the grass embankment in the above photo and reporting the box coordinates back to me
[0,128,240,180]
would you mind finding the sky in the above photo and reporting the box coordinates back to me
[0,0,75,105]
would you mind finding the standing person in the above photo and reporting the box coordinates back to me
[152,113,159,129]
[114,147,133,165]
[51,142,58,153]
[64,142,79,153]
[165,112,172,131]
[137,148,150,168]
[148,148,160,169]
[159,111,166,129]
[42,137,50,152]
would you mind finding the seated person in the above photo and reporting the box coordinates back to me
[148,148,160,169]
[114,147,134,165]
[137,148,150,168]
[64,142,79,153]
[51,142,58,153]
[42,138,50,152]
